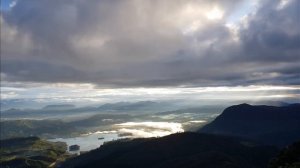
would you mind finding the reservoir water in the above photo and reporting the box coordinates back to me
[49,132,120,152]
[48,121,188,153]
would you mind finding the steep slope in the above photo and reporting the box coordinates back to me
[199,104,300,147]
[62,132,277,168]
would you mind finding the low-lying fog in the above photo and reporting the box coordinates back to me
[53,108,219,152]
[49,121,186,152]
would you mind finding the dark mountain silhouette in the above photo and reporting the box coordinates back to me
[62,132,277,168]
[199,104,300,147]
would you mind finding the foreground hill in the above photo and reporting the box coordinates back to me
[0,137,67,168]
[199,104,300,147]
[62,132,277,168]
[269,140,300,168]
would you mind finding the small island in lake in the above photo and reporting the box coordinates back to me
[69,144,80,151]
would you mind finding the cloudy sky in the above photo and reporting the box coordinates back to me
[1,0,299,106]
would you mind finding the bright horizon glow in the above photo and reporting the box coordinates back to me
[1,83,299,109]
[2,84,299,98]
[2,83,300,99]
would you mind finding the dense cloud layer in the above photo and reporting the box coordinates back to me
[1,0,299,87]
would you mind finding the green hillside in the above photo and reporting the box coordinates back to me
[0,137,67,168]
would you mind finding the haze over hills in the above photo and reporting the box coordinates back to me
[2,102,299,141]
[97,101,171,112]
[0,101,181,119]
[43,104,76,110]
[0,99,48,111]
[0,105,216,140]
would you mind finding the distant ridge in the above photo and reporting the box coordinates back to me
[199,103,300,147]
[249,101,290,107]
[96,101,172,112]
[43,104,76,110]
[97,101,157,111]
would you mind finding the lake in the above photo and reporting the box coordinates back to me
[48,121,188,154]
[49,131,120,153]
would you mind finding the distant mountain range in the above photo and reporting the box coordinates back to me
[96,101,174,112]
[199,103,300,147]
[42,104,76,110]
[0,99,48,110]
[1,101,178,119]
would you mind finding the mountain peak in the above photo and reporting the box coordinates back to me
[199,104,300,147]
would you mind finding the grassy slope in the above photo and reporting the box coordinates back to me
[0,137,67,168]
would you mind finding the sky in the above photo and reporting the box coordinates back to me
[0,0,299,107]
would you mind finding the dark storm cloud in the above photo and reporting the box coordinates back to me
[238,0,300,63]
[1,0,299,87]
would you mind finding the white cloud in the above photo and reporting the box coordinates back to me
[205,7,224,20]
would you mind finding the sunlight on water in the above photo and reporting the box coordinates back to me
[49,122,185,153]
